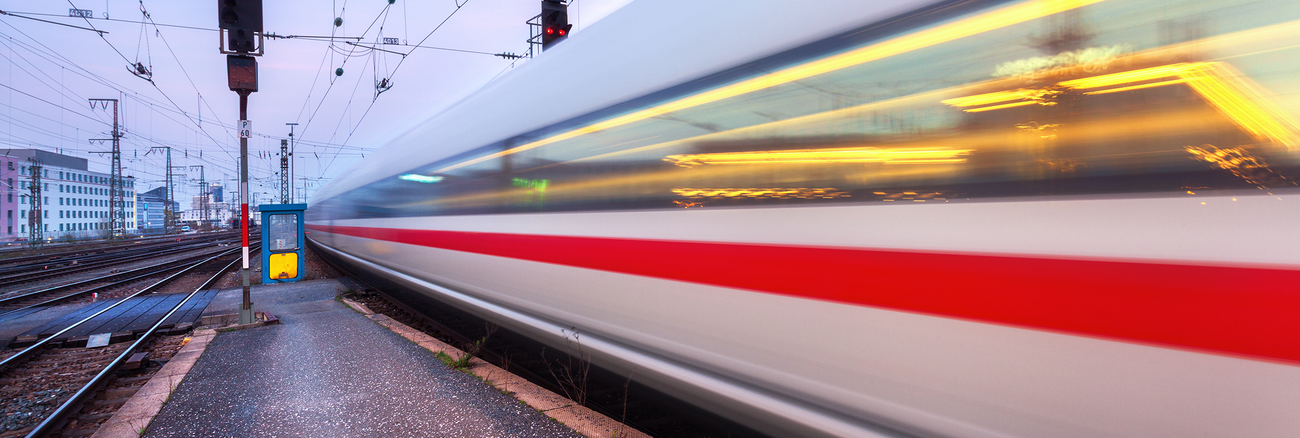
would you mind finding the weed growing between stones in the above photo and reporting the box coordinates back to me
[543,328,591,405]
[451,323,498,370]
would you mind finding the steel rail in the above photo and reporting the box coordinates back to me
[0,231,239,267]
[0,238,226,275]
[0,245,248,314]
[0,241,236,284]
[0,253,245,322]
[25,246,252,438]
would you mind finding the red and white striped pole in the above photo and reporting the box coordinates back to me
[238,91,254,325]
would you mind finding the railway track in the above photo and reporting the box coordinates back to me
[0,232,237,271]
[0,240,238,286]
[0,246,249,319]
[0,233,237,275]
[0,248,246,437]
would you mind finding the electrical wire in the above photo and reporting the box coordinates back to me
[66,1,138,77]
[319,0,475,176]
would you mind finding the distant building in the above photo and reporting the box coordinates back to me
[136,186,177,233]
[182,192,231,228]
[1,149,136,242]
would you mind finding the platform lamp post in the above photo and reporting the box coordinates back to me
[220,0,264,325]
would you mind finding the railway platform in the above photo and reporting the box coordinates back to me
[131,279,584,438]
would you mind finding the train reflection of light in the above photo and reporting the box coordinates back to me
[429,0,1103,174]
[873,191,952,202]
[664,147,972,167]
[1185,144,1295,188]
[941,88,1062,112]
[1059,62,1300,148]
[673,188,851,200]
[1079,78,1189,95]
[398,174,444,183]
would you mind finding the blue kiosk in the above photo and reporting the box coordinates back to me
[260,203,307,283]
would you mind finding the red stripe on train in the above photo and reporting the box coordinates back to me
[308,224,1300,364]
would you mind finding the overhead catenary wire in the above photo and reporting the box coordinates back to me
[0,23,244,192]
[66,0,141,81]
[292,2,394,153]
[65,2,241,177]
[0,10,105,34]
[319,0,475,176]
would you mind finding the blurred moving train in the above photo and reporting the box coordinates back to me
[306,0,1300,436]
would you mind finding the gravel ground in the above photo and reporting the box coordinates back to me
[145,280,580,438]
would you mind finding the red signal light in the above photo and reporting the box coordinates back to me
[546,27,555,35]
[558,29,566,36]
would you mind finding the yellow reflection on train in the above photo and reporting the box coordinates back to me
[673,188,851,200]
[941,88,1062,112]
[1185,144,1296,188]
[430,0,1105,174]
[940,61,1300,149]
[664,147,972,168]
[1066,63,1298,148]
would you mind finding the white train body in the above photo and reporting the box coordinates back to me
[307,0,1300,436]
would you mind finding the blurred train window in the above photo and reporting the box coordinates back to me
[321,0,1300,219]
[268,214,299,251]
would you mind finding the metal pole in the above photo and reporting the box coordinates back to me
[279,139,290,203]
[239,91,253,325]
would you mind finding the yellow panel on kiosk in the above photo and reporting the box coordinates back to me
[269,252,299,280]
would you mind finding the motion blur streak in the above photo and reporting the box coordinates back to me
[1060,62,1300,147]
[664,147,972,167]
[431,0,1104,174]
[672,188,852,199]
[309,224,1300,364]
[940,88,1061,109]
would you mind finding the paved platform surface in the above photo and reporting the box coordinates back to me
[145,279,580,438]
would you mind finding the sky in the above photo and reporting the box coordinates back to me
[0,0,632,206]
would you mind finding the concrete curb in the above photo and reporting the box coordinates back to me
[92,329,218,438]
[340,297,374,315]
[366,313,650,438]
